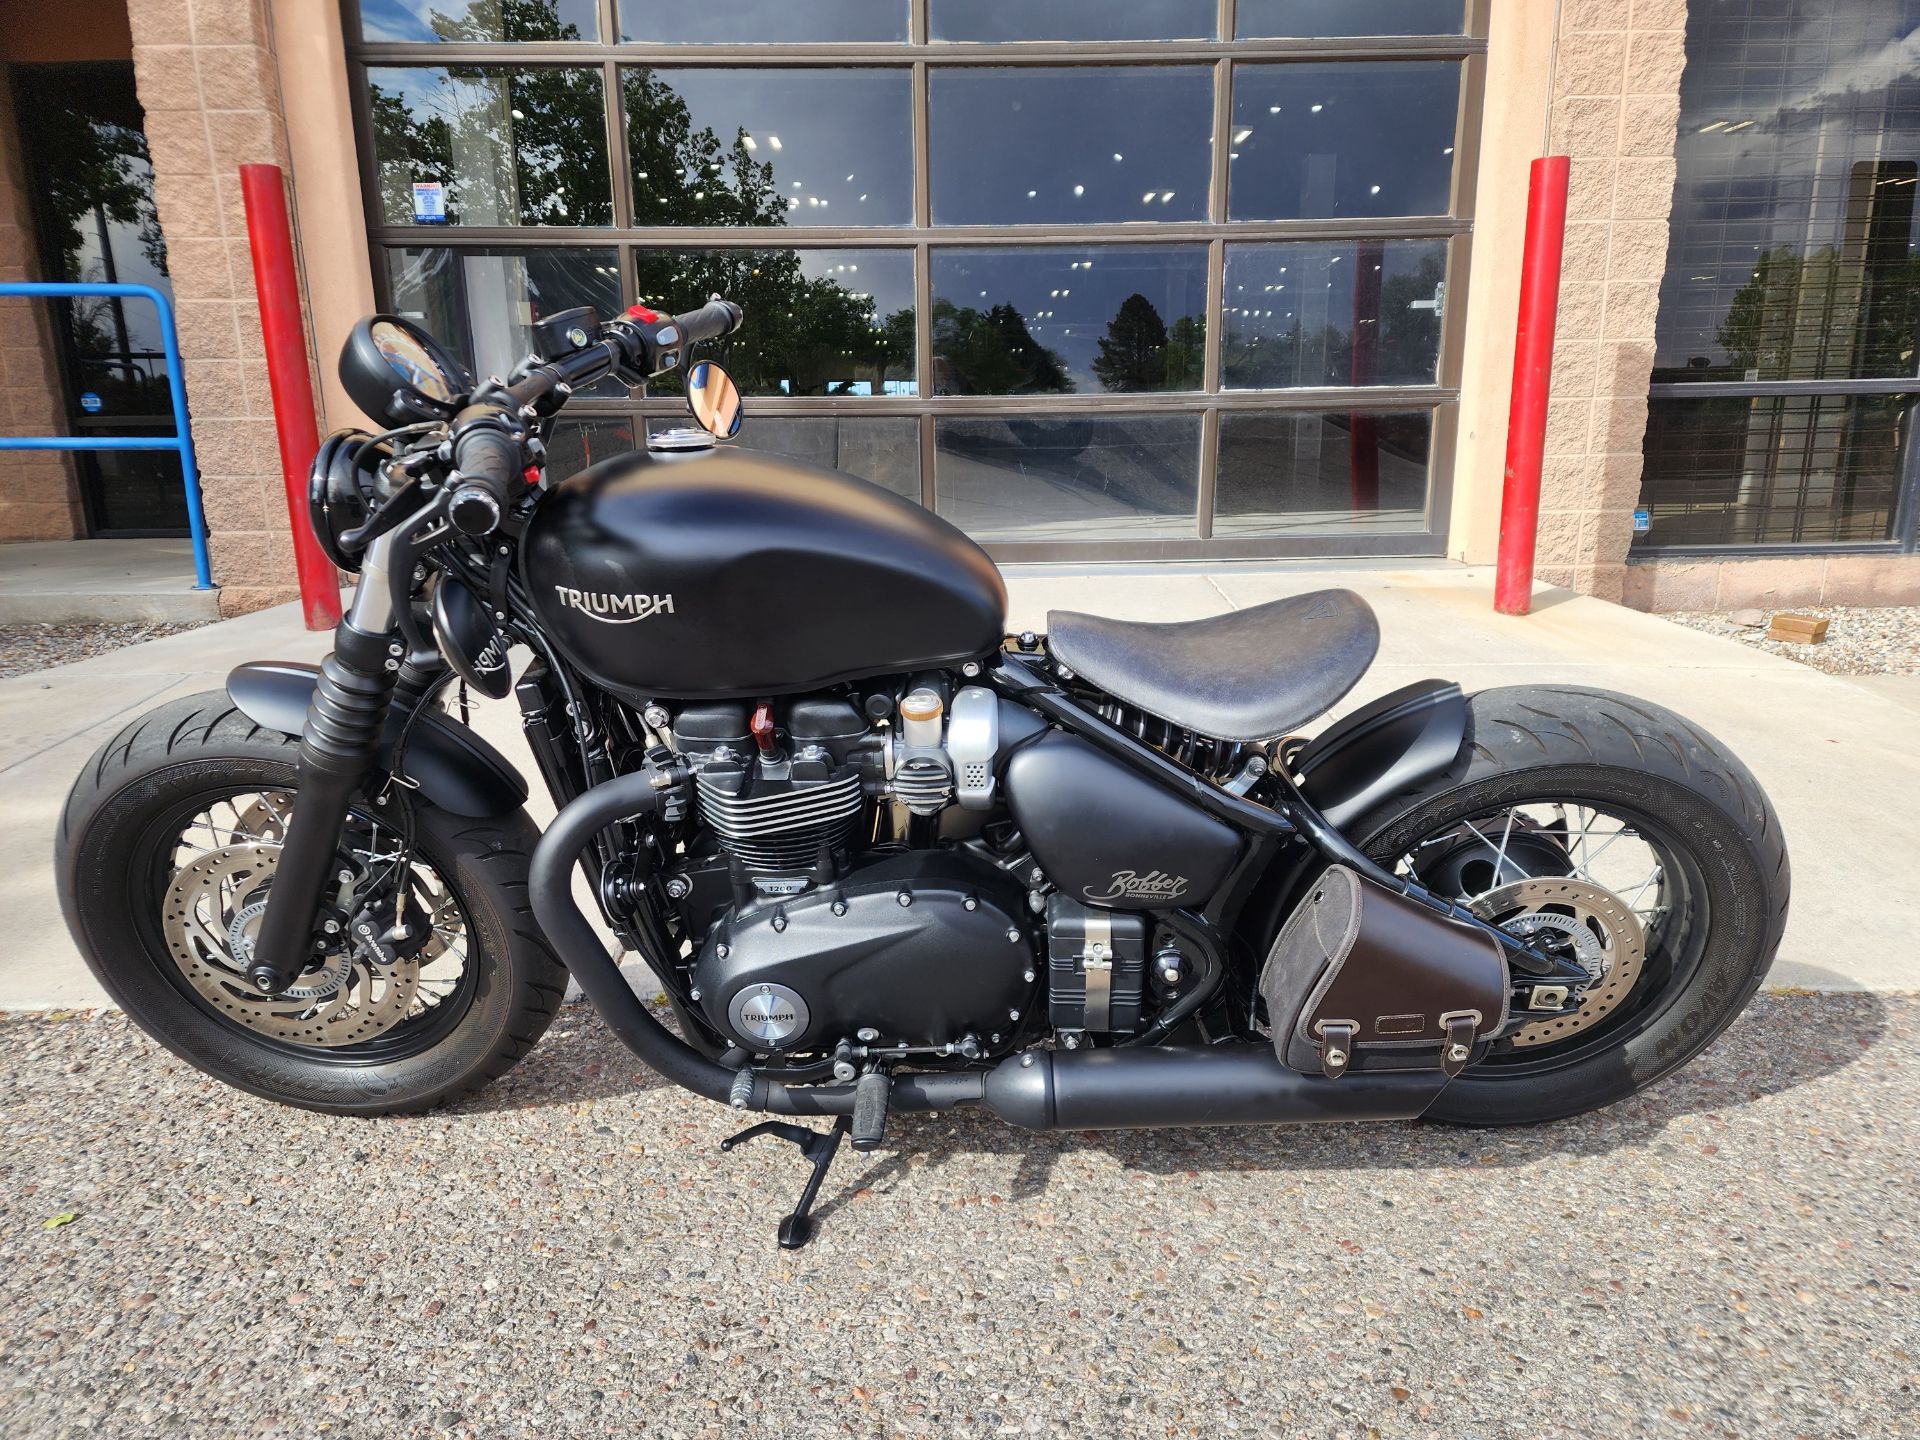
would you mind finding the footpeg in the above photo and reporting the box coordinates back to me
[720,1116,849,1250]
[850,1069,891,1152]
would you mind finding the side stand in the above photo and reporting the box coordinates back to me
[719,1115,850,1250]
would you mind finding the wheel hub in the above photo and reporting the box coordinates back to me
[1469,876,1646,1048]
[162,843,419,1047]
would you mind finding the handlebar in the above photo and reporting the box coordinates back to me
[439,293,744,534]
[669,297,744,347]
[448,414,521,535]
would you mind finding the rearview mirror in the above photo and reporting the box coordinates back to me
[685,360,743,440]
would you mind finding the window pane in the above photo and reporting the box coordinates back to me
[935,414,1200,541]
[1236,0,1463,37]
[367,67,612,226]
[651,416,921,499]
[619,0,907,43]
[549,418,637,481]
[622,0,906,42]
[1215,410,1431,536]
[931,246,1206,395]
[1636,394,1902,547]
[931,0,1213,42]
[385,246,623,394]
[1222,239,1447,389]
[357,0,598,42]
[633,248,916,396]
[1230,62,1460,220]
[1653,1,1920,383]
[930,68,1213,225]
[623,69,912,226]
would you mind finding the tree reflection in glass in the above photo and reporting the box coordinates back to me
[932,246,1207,394]
[635,249,916,396]
[1222,239,1446,389]
[357,0,599,43]
[368,64,613,226]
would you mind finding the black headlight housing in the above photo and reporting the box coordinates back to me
[307,428,392,573]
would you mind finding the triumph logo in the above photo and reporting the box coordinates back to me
[1083,869,1189,903]
[552,586,676,624]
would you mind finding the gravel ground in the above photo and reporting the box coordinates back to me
[1661,606,1920,677]
[0,621,209,681]
[1,995,1914,1440]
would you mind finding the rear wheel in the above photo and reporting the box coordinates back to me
[56,692,568,1115]
[1346,685,1790,1126]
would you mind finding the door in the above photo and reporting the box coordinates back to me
[12,61,186,537]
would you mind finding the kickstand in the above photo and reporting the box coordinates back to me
[719,1115,850,1250]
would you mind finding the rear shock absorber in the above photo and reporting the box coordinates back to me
[245,620,402,993]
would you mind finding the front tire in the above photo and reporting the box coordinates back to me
[56,692,568,1115]
[1346,685,1790,1126]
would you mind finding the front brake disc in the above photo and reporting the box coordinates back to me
[1469,876,1646,1048]
[162,843,419,1048]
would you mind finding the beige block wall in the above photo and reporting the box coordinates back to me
[129,0,327,614]
[0,70,87,543]
[1531,0,1688,603]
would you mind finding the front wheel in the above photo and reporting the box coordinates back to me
[56,692,569,1115]
[1347,685,1790,1126]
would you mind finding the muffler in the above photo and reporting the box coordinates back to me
[979,1044,1447,1130]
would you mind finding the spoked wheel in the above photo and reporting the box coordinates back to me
[58,692,568,1114]
[1348,686,1789,1125]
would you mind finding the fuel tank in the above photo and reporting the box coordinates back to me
[523,446,1007,699]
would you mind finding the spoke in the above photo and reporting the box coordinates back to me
[1492,809,1517,887]
[1625,863,1663,912]
[1568,827,1633,882]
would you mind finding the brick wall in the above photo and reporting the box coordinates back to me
[129,0,324,614]
[1534,0,1689,602]
[0,70,86,543]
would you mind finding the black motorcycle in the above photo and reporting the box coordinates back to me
[57,297,1789,1247]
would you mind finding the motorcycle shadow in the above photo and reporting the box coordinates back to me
[475,988,1886,1226]
[812,988,1889,1219]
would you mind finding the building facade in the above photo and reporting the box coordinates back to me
[1,0,1916,614]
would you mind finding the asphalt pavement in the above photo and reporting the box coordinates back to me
[1,992,1913,1439]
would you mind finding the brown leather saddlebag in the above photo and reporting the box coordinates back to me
[1259,865,1509,1079]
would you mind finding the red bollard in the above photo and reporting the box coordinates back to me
[1493,155,1571,617]
[240,162,341,631]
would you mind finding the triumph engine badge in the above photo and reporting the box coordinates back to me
[728,983,809,1048]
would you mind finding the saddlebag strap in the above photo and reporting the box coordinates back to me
[1259,865,1510,1078]
[1316,1019,1356,1078]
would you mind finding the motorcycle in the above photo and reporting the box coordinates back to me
[57,297,1790,1248]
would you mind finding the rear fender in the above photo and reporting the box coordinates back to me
[1292,679,1467,832]
[226,661,528,818]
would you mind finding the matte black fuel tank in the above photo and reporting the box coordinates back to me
[523,446,1007,699]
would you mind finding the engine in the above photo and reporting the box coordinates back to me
[657,682,1036,1057]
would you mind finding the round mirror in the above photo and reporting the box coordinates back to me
[685,360,743,440]
[339,313,472,426]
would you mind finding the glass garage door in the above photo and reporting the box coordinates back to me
[348,0,1484,560]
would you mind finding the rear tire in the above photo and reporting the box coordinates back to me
[56,691,568,1115]
[1345,685,1790,1126]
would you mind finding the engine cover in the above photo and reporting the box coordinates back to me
[692,850,1033,1053]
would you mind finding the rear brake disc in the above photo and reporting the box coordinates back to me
[1469,876,1646,1048]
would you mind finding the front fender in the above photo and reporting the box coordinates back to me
[226,661,529,818]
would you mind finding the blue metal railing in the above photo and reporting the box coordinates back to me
[0,282,214,590]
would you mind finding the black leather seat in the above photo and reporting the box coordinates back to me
[1046,589,1379,742]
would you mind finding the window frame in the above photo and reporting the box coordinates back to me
[344,0,1491,563]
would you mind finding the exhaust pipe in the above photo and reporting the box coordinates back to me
[980,1045,1446,1130]
[533,772,1449,1131]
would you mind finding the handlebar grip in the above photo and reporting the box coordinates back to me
[671,297,743,346]
[449,422,521,535]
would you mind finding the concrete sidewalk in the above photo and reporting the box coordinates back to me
[2,562,1914,1007]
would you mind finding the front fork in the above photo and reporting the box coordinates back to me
[245,534,409,994]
